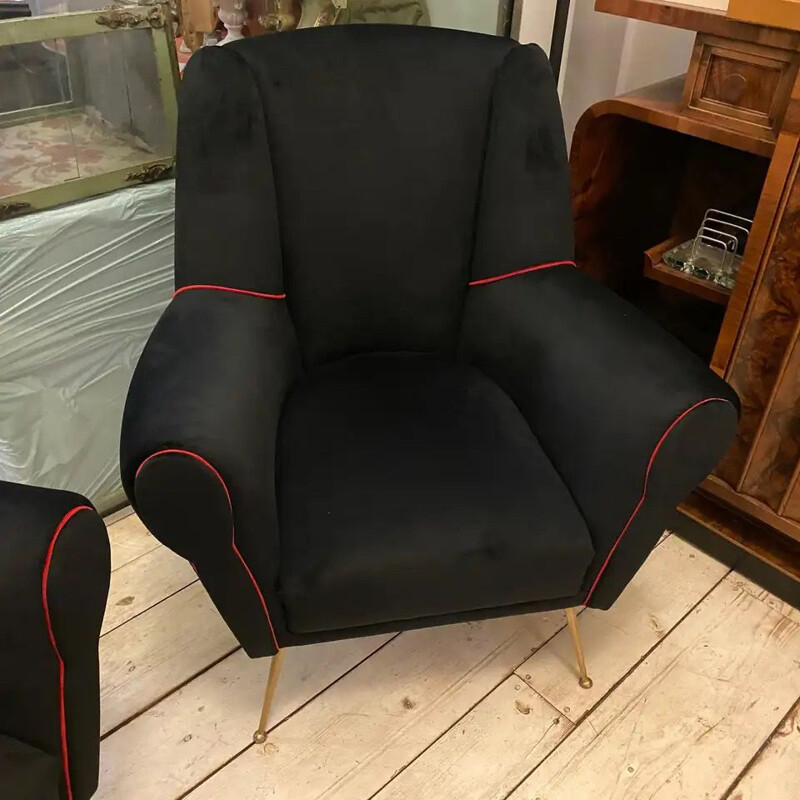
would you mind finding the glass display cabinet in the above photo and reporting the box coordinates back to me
[0,3,179,220]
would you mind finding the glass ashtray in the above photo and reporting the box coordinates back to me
[663,238,740,291]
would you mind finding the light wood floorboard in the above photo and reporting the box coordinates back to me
[98,636,393,799]
[106,511,160,572]
[186,612,568,800]
[364,534,727,800]
[507,576,800,800]
[516,534,729,722]
[100,582,238,735]
[103,544,196,635]
[370,677,572,800]
[723,701,800,800]
[97,514,800,800]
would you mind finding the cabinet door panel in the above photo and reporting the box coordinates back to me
[739,328,800,507]
[716,150,800,488]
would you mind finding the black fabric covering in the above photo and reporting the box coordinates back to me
[458,265,740,607]
[121,25,739,657]
[122,291,301,655]
[278,353,593,632]
[233,26,513,364]
[275,590,588,647]
[0,736,60,800]
[0,481,109,800]
[174,45,284,295]
[471,44,573,279]
[179,26,515,364]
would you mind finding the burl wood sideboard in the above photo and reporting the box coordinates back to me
[571,0,800,578]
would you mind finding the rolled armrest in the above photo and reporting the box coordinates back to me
[459,265,739,608]
[120,289,301,655]
[0,481,109,800]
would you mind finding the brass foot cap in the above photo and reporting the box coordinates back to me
[253,731,267,744]
[579,677,593,689]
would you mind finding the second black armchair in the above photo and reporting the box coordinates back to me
[121,24,739,742]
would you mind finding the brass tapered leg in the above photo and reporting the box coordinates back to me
[253,648,286,743]
[564,607,593,689]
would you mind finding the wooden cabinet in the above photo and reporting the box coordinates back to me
[712,132,800,539]
[576,1,800,578]
[728,0,800,32]
[682,35,798,141]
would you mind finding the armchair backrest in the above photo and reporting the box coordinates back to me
[175,25,572,364]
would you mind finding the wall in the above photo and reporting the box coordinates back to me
[560,1,694,140]
[516,0,695,143]
[427,0,503,34]
[616,18,696,94]
[514,0,557,49]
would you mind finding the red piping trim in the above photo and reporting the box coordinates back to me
[42,504,92,800]
[468,260,576,286]
[583,397,734,605]
[135,449,280,650]
[174,284,286,300]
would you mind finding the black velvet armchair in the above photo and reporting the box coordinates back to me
[0,482,109,800]
[120,25,739,741]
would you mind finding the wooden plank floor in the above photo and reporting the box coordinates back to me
[97,514,800,800]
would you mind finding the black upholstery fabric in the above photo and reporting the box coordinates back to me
[175,45,284,295]
[458,264,740,607]
[0,735,60,800]
[275,591,588,648]
[277,353,594,633]
[232,26,515,364]
[471,43,573,280]
[121,25,739,658]
[0,481,109,800]
[121,290,301,655]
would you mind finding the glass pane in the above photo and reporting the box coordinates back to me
[0,38,71,114]
[0,29,171,200]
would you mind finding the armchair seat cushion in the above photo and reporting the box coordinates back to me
[277,353,594,634]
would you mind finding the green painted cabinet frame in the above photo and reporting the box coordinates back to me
[0,4,179,221]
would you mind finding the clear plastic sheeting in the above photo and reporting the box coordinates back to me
[0,181,174,513]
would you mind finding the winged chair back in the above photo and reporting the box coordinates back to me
[174,25,572,364]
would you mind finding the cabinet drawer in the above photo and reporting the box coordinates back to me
[683,35,799,141]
